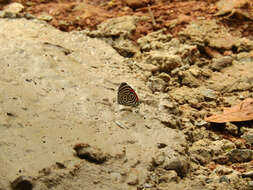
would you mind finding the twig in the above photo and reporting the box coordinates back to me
[147,4,156,26]
[114,121,128,129]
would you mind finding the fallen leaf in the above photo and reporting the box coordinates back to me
[205,98,253,123]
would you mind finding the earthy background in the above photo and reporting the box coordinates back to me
[0,0,253,190]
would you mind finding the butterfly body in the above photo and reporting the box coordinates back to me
[117,82,140,107]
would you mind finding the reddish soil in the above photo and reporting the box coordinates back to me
[1,0,253,41]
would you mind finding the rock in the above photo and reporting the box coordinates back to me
[127,169,139,185]
[11,176,33,190]
[158,97,179,115]
[248,181,253,190]
[24,13,35,19]
[89,16,140,38]
[214,165,233,175]
[138,62,159,72]
[159,170,178,183]
[242,132,253,145]
[73,143,109,164]
[147,76,166,92]
[4,2,24,14]
[157,143,167,149]
[210,56,233,71]
[137,29,172,51]
[181,70,201,87]
[146,52,182,72]
[227,149,252,163]
[189,67,200,77]
[152,152,166,166]
[123,0,149,9]
[179,20,240,50]
[157,113,178,129]
[112,38,138,57]
[219,175,230,184]
[162,150,190,177]
[199,87,217,100]
[194,120,209,127]
[225,122,238,135]
[158,72,171,82]
[143,183,154,188]
[190,139,235,165]
[37,14,53,22]
[152,148,190,178]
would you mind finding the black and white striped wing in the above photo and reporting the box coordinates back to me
[117,82,140,107]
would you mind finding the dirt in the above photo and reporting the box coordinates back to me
[0,0,253,190]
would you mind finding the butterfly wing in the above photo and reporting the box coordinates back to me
[117,82,140,107]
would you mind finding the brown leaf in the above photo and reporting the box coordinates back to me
[205,98,253,123]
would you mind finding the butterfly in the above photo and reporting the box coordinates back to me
[117,82,140,107]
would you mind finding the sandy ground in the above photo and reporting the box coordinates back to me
[0,18,186,189]
[0,1,253,190]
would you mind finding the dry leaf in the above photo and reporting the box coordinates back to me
[205,98,253,123]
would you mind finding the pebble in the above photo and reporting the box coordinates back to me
[227,148,252,163]
[162,151,190,177]
[242,132,253,145]
[73,143,109,164]
[225,122,238,135]
[38,14,53,22]
[219,175,230,184]
[159,170,178,183]
[143,183,154,188]
[200,87,217,100]
[123,0,148,9]
[210,56,233,71]
[4,2,24,14]
[126,169,139,185]
[147,76,166,92]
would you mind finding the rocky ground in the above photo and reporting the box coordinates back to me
[0,0,253,190]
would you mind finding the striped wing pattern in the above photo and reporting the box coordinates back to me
[117,82,140,107]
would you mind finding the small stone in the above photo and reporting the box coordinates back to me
[162,150,190,177]
[4,3,24,14]
[194,120,208,127]
[111,172,121,181]
[227,149,252,163]
[73,143,109,164]
[38,14,53,22]
[189,67,200,77]
[210,56,233,71]
[157,143,167,149]
[11,176,33,190]
[143,183,153,188]
[157,113,178,129]
[199,87,217,100]
[147,76,166,92]
[214,165,233,175]
[225,122,238,135]
[123,0,149,9]
[127,169,139,185]
[159,170,178,183]
[24,13,35,19]
[152,152,165,165]
[219,175,230,184]
[242,132,253,145]
[158,72,171,82]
